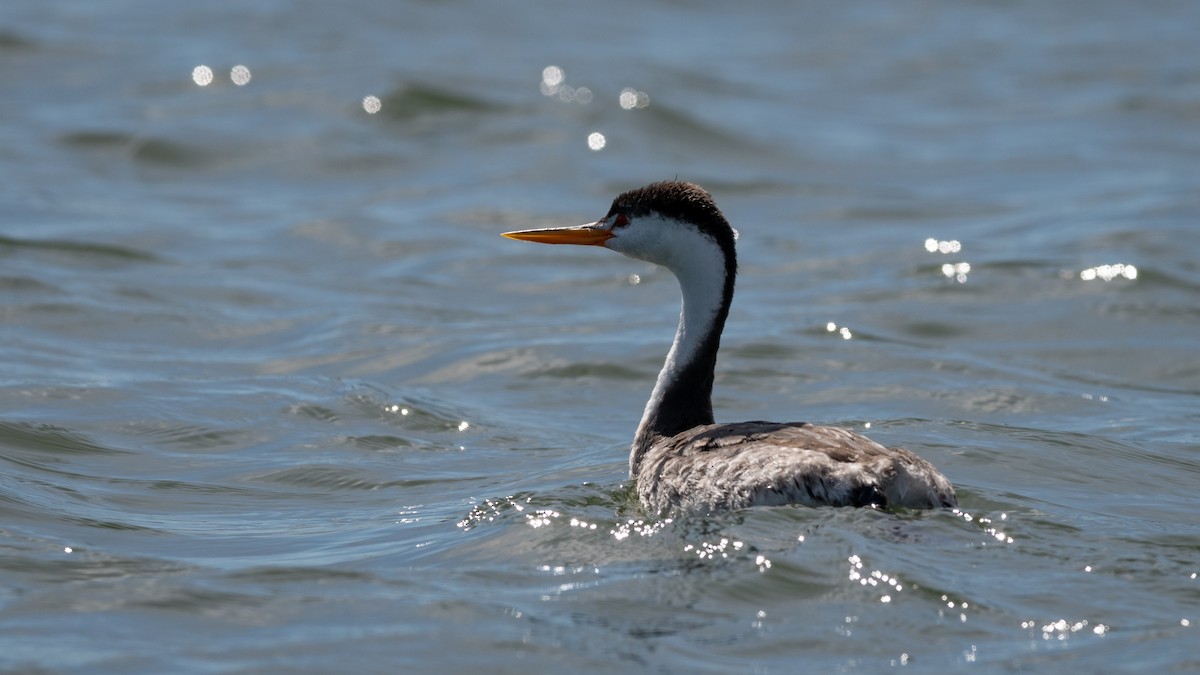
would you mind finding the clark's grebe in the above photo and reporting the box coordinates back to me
[503,181,956,514]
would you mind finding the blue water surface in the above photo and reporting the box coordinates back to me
[1,1,1198,672]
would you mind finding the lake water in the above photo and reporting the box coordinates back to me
[2,1,1198,672]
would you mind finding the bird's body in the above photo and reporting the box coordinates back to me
[503,181,956,515]
[635,422,954,514]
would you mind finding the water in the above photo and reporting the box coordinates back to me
[2,1,1198,671]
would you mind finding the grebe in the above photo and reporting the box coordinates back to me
[503,181,956,514]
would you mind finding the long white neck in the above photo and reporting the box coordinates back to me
[628,231,732,478]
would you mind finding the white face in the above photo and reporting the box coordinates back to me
[603,212,716,271]
[601,211,731,329]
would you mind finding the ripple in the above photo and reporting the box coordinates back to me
[0,275,62,293]
[0,549,190,585]
[120,422,256,451]
[0,421,128,458]
[248,464,476,491]
[344,390,478,434]
[0,30,34,50]
[130,137,218,168]
[377,82,503,122]
[58,131,221,169]
[342,434,417,451]
[0,234,158,264]
[528,362,644,380]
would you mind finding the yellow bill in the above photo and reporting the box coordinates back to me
[501,223,613,246]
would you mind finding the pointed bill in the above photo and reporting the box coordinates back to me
[501,222,612,246]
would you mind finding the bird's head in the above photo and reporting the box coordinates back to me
[502,181,737,277]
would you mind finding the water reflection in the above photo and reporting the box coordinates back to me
[619,87,650,110]
[941,262,971,283]
[826,321,852,340]
[1079,263,1137,281]
[608,518,672,540]
[539,64,591,104]
[846,554,904,604]
[191,65,213,87]
[540,65,564,91]
[926,238,970,283]
[230,64,252,86]
[924,238,961,254]
[1023,618,1109,640]
[539,66,651,154]
[682,536,744,560]
[587,131,606,151]
[191,63,252,87]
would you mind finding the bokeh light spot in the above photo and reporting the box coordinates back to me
[941,262,971,283]
[540,65,592,104]
[230,65,252,86]
[1080,263,1138,281]
[363,95,382,114]
[542,65,564,88]
[192,65,214,87]
[925,238,961,254]
[587,132,606,151]
[825,321,852,339]
[619,87,651,109]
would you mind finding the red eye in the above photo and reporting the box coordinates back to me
[613,213,630,228]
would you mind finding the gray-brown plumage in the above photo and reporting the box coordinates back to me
[634,422,956,514]
[503,181,957,515]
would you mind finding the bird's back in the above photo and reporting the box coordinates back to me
[635,421,958,515]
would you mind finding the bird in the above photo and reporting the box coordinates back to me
[502,181,957,515]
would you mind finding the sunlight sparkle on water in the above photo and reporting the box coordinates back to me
[752,609,767,630]
[610,518,671,540]
[684,537,743,560]
[541,65,564,89]
[847,555,906,601]
[826,322,852,339]
[192,65,214,86]
[526,509,558,528]
[683,537,762,570]
[456,495,532,529]
[1025,618,1108,641]
[926,238,969,282]
[619,87,651,109]
[230,65,251,86]
[939,594,972,623]
[1080,263,1138,281]
[925,238,962,254]
[540,65,591,103]
[587,132,606,151]
[362,95,382,114]
[941,262,971,283]
[953,509,1014,544]
[977,515,1012,544]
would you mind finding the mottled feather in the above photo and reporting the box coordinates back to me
[635,422,957,515]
